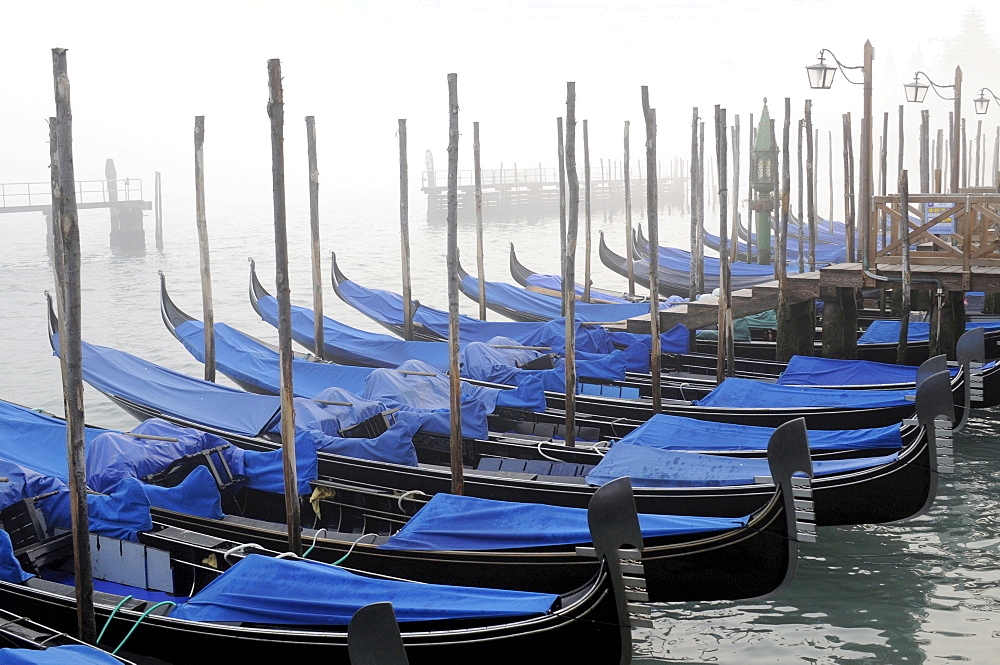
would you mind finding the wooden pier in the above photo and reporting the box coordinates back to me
[0,159,152,252]
[421,156,689,219]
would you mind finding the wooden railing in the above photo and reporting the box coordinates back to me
[872,193,1000,275]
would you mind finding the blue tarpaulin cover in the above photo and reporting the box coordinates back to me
[171,554,559,624]
[0,645,124,665]
[379,493,749,551]
[693,377,915,408]
[776,355,933,386]
[57,334,282,438]
[858,320,1000,344]
[459,270,677,323]
[614,414,903,452]
[586,442,899,488]
[0,529,33,584]
[523,273,634,303]
[335,276,618,351]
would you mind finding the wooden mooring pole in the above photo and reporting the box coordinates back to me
[446,73,464,495]
[399,119,414,340]
[805,101,816,272]
[624,121,635,296]
[563,82,578,448]
[732,116,741,272]
[557,117,566,315]
[194,116,215,382]
[154,171,163,251]
[306,116,325,357]
[842,113,856,262]
[473,122,486,320]
[797,118,804,273]
[267,58,302,556]
[689,108,699,301]
[897,170,911,364]
[51,48,96,643]
[642,86,662,413]
[715,105,732,383]
[920,110,930,194]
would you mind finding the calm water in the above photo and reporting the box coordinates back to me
[2,199,999,664]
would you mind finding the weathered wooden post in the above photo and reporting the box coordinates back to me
[51,48,96,644]
[976,119,983,187]
[920,110,930,194]
[796,119,804,273]
[828,130,834,230]
[305,116,325,357]
[843,113,856,262]
[643,86,662,412]
[952,67,963,193]
[746,113,755,264]
[563,82,579,447]
[715,105,733,382]
[154,170,163,251]
[446,73,465,495]
[689,108,700,301]
[194,116,215,382]
[399,120,414,339]
[697,120,706,292]
[583,119,592,304]
[557,117,566,315]
[267,58,302,556]
[624,121,635,296]
[777,99,791,363]
[961,118,968,189]
[473,122,486,320]
[898,105,905,183]
[805,101,816,272]
[897,170,911,364]
[732,116,741,270]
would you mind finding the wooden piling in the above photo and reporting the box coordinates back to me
[583,119,592,304]
[961,118,968,189]
[51,48,96,644]
[642,87,661,412]
[473,122,486,320]
[842,113,856,262]
[563,82,579,448]
[777,97,792,361]
[731,116,741,269]
[897,170,911,364]
[828,130,834,230]
[920,110,930,193]
[746,113,755,264]
[194,116,215,382]
[624,121,635,296]
[267,58,302,556]
[446,73,464,495]
[976,119,983,187]
[805,101,816,272]
[557,117,566,315]
[715,105,732,382]
[797,119,804,273]
[698,121,706,293]
[898,105,904,182]
[688,108,699,301]
[154,171,163,251]
[398,119,414,340]
[306,116,325,357]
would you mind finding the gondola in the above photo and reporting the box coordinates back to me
[181,277,969,441]
[293,273,961,430]
[0,476,644,665]
[48,302,955,527]
[0,606,139,663]
[508,243,642,304]
[0,396,803,604]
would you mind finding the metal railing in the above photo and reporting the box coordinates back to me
[0,179,144,209]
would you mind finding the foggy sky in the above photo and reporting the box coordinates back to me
[1,0,998,230]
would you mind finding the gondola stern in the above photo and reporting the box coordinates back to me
[915,369,956,478]
[159,271,197,341]
[248,256,274,318]
[348,602,409,665]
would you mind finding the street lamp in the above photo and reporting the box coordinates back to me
[903,68,962,193]
[975,88,1000,114]
[804,42,873,268]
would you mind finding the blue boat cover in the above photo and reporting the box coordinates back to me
[606,325,691,372]
[335,276,617,352]
[693,377,915,408]
[379,493,749,551]
[646,240,778,277]
[460,270,678,323]
[586,442,899,488]
[254,294,454,370]
[0,529,33,583]
[0,646,124,665]
[858,320,1000,344]
[776,355,934,386]
[704,231,847,265]
[523,273,635,303]
[58,334,282,438]
[171,553,559,624]
[614,414,903,453]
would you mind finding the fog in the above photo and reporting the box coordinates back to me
[2,0,998,229]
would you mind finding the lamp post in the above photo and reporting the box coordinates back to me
[974,88,1000,114]
[903,69,962,193]
[749,100,778,265]
[806,41,874,268]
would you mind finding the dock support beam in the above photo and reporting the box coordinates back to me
[776,299,814,362]
[820,287,858,360]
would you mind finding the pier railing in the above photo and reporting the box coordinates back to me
[0,178,144,210]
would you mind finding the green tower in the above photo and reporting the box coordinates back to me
[750,99,778,265]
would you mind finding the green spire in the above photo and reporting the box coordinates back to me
[753,98,775,151]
